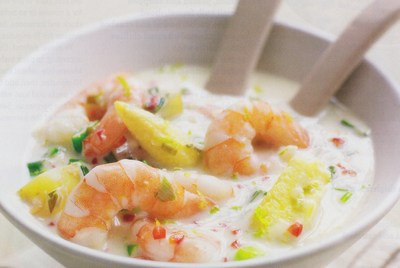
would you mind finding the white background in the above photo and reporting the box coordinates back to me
[1,1,400,267]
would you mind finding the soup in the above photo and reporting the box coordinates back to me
[18,65,373,263]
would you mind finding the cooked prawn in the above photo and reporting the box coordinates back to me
[204,100,310,176]
[81,75,145,158]
[57,160,232,247]
[131,218,223,262]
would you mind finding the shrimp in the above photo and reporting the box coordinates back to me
[57,160,232,247]
[131,218,223,262]
[204,100,310,176]
[81,75,145,158]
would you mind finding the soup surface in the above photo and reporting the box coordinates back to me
[19,65,373,263]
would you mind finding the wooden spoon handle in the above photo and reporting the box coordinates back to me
[206,0,281,95]
[290,0,400,116]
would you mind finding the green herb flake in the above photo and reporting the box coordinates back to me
[153,97,165,113]
[80,165,90,176]
[231,172,239,180]
[250,190,266,202]
[126,244,138,256]
[234,245,265,261]
[103,152,117,163]
[71,129,88,154]
[155,177,176,202]
[329,166,336,177]
[340,119,368,137]
[340,119,355,128]
[230,206,242,211]
[27,160,44,177]
[68,158,82,164]
[86,120,99,134]
[340,191,353,203]
[278,148,288,156]
[210,206,220,215]
[47,190,58,213]
[47,147,59,158]
[334,187,348,192]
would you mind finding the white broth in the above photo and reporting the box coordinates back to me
[21,65,373,263]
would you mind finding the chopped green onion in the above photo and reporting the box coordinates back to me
[329,166,336,177]
[340,119,368,137]
[86,120,99,134]
[47,190,58,213]
[234,245,265,261]
[47,147,59,158]
[80,165,90,176]
[210,206,220,215]
[231,172,239,180]
[153,97,165,113]
[71,129,88,153]
[27,161,44,176]
[340,119,355,128]
[68,158,82,164]
[334,187,348,192]
[250,190,267,202]
[126,244,138,256]
[230,206,242,211]
[103,152,117,163]
[155,177,176,202]
[340,191,353,203]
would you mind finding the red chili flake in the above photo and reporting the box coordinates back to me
[342,169,357,177]
[122,213,135,222]
[331,137,345,147]
[144,96,159,112]
[152,225,166,240]
[223,257,228,262]
[288,222,303,237]
[48,222,55,227]
[169,231,185,244]
[231,229,242,235]
[91,158,98,165]
[336,163,357,177]
[231,240,240,249]
[95,129,106,141]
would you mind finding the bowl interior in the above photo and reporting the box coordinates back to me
[1,13,400,267]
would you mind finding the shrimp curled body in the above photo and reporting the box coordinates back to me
[204,100,310,176]
[57,160,223,247]
[131,219,223,262]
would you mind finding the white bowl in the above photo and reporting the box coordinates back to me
[1,13,400,268]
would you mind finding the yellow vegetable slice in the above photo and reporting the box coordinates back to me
[252,157,330,242]
[114,101,200,167]
[18,164,82,217]
[157,93,183,119]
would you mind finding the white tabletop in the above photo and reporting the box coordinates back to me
[1,1,400,267]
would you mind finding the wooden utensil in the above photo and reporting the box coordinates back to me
[206,0,281,95]
[290,0,400,116]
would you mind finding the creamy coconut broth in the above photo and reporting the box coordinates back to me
[19,65,373,263]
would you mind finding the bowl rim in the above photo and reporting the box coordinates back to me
[1,11,400,267]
